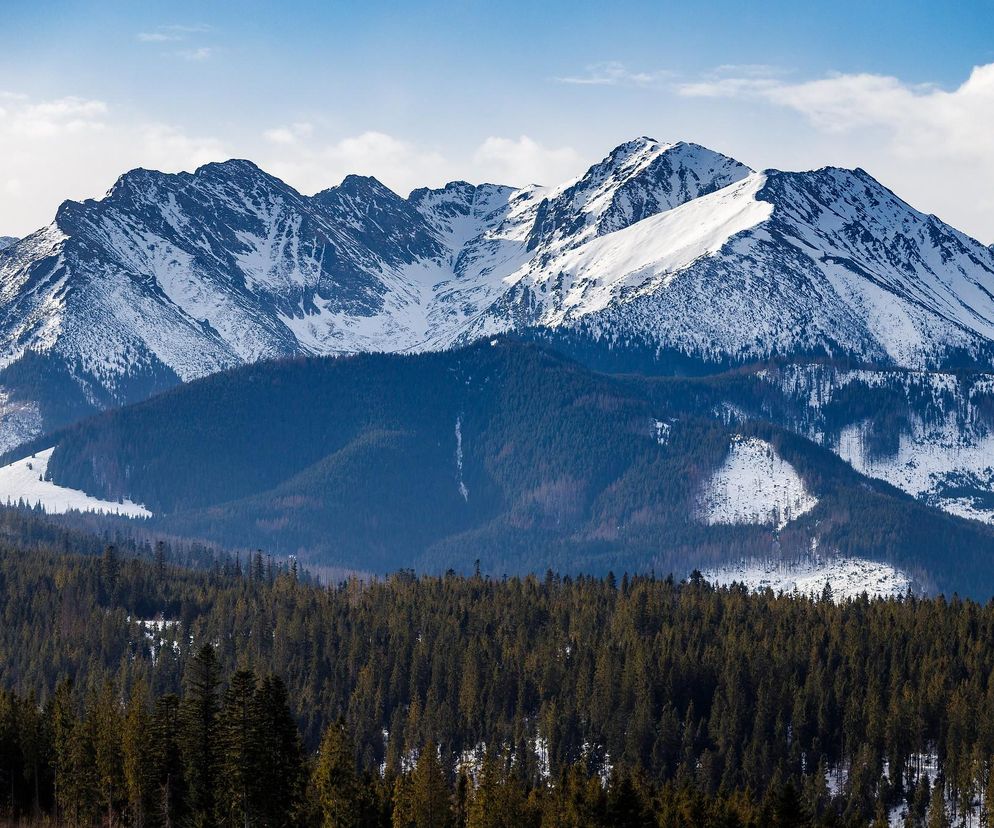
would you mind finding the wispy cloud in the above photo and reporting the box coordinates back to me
[176,47,213,62]
[677,62,994,240]
[263,122,314,145]
[472,135,584,186]
[137,32,181,43]
[555,61,672,87]
[160,23,211,34]
[137,24,213,59]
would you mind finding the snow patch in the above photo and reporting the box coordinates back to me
[698,436,817,529]
[704,555,911,601]
[0,448,152,517]
[455,416,469,501]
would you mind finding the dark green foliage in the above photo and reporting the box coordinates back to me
[19,340,994,595]
[0,539,990,825]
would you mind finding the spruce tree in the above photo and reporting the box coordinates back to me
[314,717,363,828]
[50,678,79,826]
[92,680,124,827]
[150,693,185,828]
[254,674,305,826]
[123,679,154,828]
[927,779,949,828]
[179,645,221,826]
[393,742,452,828]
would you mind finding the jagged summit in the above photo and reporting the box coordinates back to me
[3,136,994,450]
[526,138,752,253]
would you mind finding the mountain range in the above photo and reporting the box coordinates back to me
[4,137,994,451]
[3,136,994,587]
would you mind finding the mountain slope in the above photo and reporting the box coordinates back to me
[4,137,994,454]
[10,339,994,596]
[469,167,994,369]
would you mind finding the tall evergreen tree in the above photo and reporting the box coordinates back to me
[393,742,452,828]
[254,674,305,826]
[123,680,154,828]
[314,718,363,828]
[150,693,185,828]
[218,669,259,828]
[179,645,221,827]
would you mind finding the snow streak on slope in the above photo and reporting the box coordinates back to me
[514,173,773,324]
[0,448,151,516]
[698,436,817,528]
[756,365,994,523]
[703,556,911,601]
[526,138,752,255]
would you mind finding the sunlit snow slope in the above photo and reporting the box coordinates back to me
[697,436,818,529]
[703,556,911,601]
[0,448,151,516]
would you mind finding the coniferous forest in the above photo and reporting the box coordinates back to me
[0,524,992,826]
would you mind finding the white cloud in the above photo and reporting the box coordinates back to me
[260,130,585,197]
[137,32,181,43]
[176,47,212,62]
[679,63,994,241]
[0,94,227,236]
[472,136,585,187]
[556,61,670,87]
[262,130,451,196]
[262,122,314,145]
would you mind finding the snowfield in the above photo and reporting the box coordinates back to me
[759,366,994,524]
[837,418,994,524]
[703,556,912,601]
[697,436,818,528]
[0,448,151,517]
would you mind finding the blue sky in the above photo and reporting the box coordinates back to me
[2,0,994,239]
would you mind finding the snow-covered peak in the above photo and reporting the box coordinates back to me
[526,138,752,253]
[0,236,17,251]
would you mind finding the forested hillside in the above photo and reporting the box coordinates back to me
[13,339,994,596]
[1,539,994,825]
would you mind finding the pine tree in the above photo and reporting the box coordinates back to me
[50,678,79,826]
[927,779,949,828]
[254,674,305,826]
[123,679,154,828]
[150,693,185,828]
[218,669,259,827]
[92,679,124,827]
[154,542,168,583]
[101,544,120,601]
[314,718,363,828]
[393,742,452,828]
[179,644,221,826]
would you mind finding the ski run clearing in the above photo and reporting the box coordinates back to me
[697,436,817,529]
[0,447,152,517]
